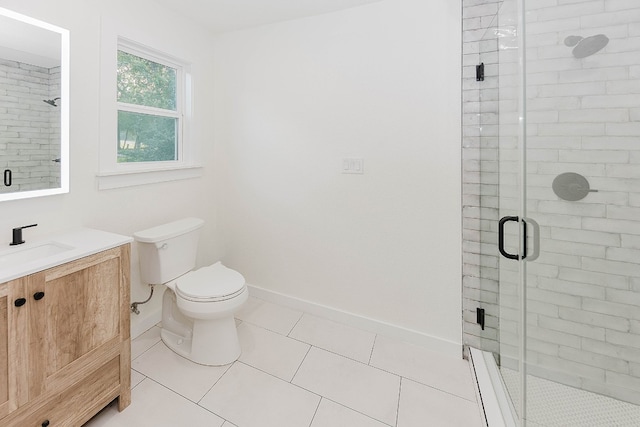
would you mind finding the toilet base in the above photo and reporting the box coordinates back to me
[160,288,245,366]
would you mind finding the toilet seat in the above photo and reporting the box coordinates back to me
[175,262,246,302]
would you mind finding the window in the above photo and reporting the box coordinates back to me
[117,46,181,164]
[98,36,200,189]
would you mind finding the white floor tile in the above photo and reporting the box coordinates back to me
[397,379,484,427]
[290,314,376,363]
[131,325,161,360]
[84,378,225,427]
[131,369,145,389]
[311,399,390,427]
[200,362,320,427]
[132,342,230,402]
[370,335,477,402]
[237,322,310,381]
[293,347,400,426]
[235,296,303,335]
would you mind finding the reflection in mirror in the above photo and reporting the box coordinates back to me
[0,7,69,202]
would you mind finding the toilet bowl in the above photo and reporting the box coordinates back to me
[133,218,248,366]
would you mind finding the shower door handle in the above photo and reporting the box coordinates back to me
[499,216,539,260]
[498,216,524,260]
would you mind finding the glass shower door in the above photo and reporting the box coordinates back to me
[519,0,640,423]
[483,0,640,424]
[477,0,524,420]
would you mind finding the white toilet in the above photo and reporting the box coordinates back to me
[133,217,248,366]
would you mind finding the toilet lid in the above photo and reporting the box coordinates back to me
[175,262,245,301]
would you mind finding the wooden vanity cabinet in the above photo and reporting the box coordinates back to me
[0,244,131,426]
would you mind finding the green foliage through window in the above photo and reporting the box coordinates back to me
[117,51,177,110]
[118,111,177,163]
[117,49,180,163]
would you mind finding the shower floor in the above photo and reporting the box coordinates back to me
[499,368,640,426]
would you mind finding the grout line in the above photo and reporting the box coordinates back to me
[140,376,210,407]
[196,361,235,405]
[319,396,395,427]
[291,344,313,382]
[368,333,378,365]
[288,311,306,337]
[308,397,323,427]
[396,377,403,427]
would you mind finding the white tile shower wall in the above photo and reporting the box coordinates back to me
[463,0,640,406]
[0,60,60,193]
[48,66,61,188]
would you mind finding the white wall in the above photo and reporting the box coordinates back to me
[213,0,462,351]
[0,0,222,335]
[0,0,464,350]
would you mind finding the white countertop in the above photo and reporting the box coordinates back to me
[0,228,132,284]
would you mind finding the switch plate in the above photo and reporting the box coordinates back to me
[342,157,364,174]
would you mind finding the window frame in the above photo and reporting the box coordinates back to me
[98,35,200,190]
[116,42,183,165]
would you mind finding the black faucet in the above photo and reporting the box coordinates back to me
[10,224,38,246]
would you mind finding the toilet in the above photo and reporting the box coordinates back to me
[133,217,248,366]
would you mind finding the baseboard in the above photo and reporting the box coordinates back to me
[247,284,462,358]
[130,307,162,339]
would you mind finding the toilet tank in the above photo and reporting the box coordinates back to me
[133,217,204,285]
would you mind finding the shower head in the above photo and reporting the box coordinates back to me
[43,97,61,107]
[565,34,609,58]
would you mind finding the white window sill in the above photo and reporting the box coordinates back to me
[96,165,203,190]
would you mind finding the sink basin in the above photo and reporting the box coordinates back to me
[0,241,74,267]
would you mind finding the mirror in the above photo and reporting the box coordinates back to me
[0,7,69,202]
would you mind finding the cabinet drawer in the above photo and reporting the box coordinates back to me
[3,357,120,427]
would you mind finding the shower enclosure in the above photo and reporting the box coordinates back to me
[463,0,640,425]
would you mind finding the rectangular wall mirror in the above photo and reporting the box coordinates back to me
[0,7,69,202]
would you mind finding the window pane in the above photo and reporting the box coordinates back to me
[117,111,177,163]
[117,50,177,110]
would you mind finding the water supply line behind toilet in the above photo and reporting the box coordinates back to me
[131,284,155,315]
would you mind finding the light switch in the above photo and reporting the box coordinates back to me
[342,157,364,174]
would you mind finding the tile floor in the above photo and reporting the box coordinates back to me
[85,296,485,427]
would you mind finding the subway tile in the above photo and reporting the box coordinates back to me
[606,122,640,136]
[583,298,640,321]
[536,353,606,381]
[558,108,629,123]
[605,164,640,179]
[580,9,640,28]
[606,330,640,349]
[537,276,606,299]
[538,315,605,340]
[621,234,640,249]
[605,288,640,307]
[582,337,640,364]
[559,267,628,289]
[559,346,629,374]
[559,307,630,332]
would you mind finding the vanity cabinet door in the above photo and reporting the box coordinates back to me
[27,247,125,399]
[0,278,29,418]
